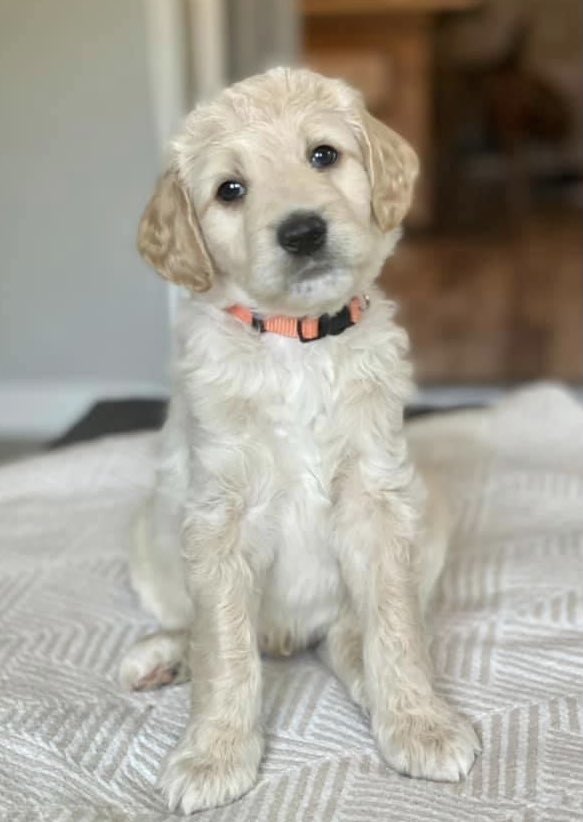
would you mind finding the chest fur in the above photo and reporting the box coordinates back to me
[178,298,412,500]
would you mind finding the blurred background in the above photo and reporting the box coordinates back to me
[0,0,581,459]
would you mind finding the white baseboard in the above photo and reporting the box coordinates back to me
[0,380,168,440]
[413,385,507,407]
[414,383,582,408]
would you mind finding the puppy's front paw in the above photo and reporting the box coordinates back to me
[159,731,263,814]
[376,700,480,783]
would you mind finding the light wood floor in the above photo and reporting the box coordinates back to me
[382,206,583,384]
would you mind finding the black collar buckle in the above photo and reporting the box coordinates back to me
[298,303,355,343]
[323,304,353,337]
[251,315,266,333]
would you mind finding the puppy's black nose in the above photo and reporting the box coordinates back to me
[277,211,327,256]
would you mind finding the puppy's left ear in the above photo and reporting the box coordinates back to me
[359,111,420,232]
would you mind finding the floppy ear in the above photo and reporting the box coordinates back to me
[137,170,214,291]
[359,111,420,232]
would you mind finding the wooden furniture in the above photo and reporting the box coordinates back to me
[302,0,480,227]
[384,205,583,383]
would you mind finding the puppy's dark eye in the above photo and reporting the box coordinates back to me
[217,180,247,202]
[310,145,339,169]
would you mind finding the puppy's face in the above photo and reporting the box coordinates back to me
[139,68,418,315]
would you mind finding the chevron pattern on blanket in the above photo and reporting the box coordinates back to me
[0,384,582,820]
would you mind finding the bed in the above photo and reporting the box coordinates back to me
[1,383,582,820]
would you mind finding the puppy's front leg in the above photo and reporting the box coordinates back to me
[159,491,266,814]
[335,461,480,782]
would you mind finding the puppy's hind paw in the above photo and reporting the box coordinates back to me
[119,630,189,691]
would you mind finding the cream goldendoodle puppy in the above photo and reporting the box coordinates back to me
[121,67,480,813]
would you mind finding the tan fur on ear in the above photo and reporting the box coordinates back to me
[137,170,214,291]
[359,111,420,232]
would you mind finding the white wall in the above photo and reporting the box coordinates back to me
[0,0,170,434]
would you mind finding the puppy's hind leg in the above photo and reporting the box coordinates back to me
[317,602,368,714]
[129,501,192,631]
[120,630,190,691]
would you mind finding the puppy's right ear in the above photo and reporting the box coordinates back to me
[137,170,214,291]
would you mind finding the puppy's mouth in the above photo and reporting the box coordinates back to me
[288,254,336,282]
[286,261,354,305]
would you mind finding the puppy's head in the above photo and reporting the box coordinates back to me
[138,68,418,315]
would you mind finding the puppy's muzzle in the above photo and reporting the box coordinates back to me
[277,211,327,256]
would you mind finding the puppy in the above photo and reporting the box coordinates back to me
[121,67,480,813]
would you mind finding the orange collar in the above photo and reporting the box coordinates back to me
[226,296,368,343]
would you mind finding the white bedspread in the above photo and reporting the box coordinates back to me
[1,384,582,821]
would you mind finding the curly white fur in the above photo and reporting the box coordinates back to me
[121,67,480,814]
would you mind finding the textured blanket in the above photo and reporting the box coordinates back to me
[0,384,582,821]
